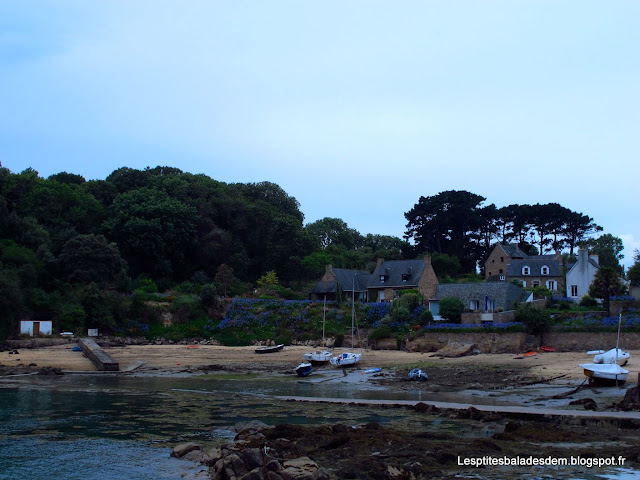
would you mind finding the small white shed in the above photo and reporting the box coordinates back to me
[20,320,53,336]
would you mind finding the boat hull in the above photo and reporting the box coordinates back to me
[295,362,313,377]
[302,351,332,363]
[580,363,628,386]
[254,344,284,354]
[330,352,361,367]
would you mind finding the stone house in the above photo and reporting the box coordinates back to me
[429,282,532,322]
[565,247,599,302]
[367,257,438,302]
[308,265,371,302]
[309,257,438,303]
[485,243,565,292]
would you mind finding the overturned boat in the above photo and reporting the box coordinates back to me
[587,348,630,366]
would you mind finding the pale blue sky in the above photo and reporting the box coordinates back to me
[1,1,639,266]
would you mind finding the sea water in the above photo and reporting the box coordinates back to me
[1,375,638,480]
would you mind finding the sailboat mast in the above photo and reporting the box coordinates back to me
[616,313,622,364]
[322,295,326,348]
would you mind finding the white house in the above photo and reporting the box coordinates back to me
[20,320,53,336]
[566,247,599,302]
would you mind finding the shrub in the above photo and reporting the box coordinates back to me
[514,304,552,335]
[439,297,464,323]
[420,309,434,325]
[368,325,393,341]
[579,295,598,308]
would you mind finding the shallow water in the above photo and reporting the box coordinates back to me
[1,374,638,480]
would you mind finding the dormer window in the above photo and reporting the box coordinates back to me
[401,273,410,282]
[522,266,530,275]
[379,275,386,283]
[541,265,549,275]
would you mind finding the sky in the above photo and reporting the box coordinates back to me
[1,1,639,267]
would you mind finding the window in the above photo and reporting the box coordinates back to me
[499,269,503,274]
[488,271,492,276]
[546,280,557,290]
[522,266,530,275]
[541,265,549,275]
[571,285,578,297]
[401,273,410,282]
[379,275,386,283]
[499,275,505,281]
[532,280,540,288]
[520,279,526,287]
[500,257,504,262]
[470,300,480,310]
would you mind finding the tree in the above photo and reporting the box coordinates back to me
[431,253,461,280]
[438,297,465,323]
[404,190,490,273]
[587,234,624,272]
[102,187,198,281]
[561,211,602,256]
[57,234,127,286]
[627,249,640,286]
[305,217,362,250]
[200,283,218,308]
[514,304,552,337]
[257,270,279,296]
[589,266,626,315]
[214,264,236,297]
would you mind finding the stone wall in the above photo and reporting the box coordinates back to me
[402,331,640,354]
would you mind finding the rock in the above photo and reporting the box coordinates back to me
[569,398,597,410]
[183,449,206,462]
[434,342,476,358]
[617,385,640,410]
[171,442,201,458]
[279,457,320,480]
[243,448,264,470]
[240,468,266,480]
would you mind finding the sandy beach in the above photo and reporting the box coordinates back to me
[2,341,638,407]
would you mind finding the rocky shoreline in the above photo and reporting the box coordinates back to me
[172,401,640,480]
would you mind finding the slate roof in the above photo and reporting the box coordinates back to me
[332,268,372,291]
[435,282,531,310]
[308,280,337,295]
[501,244,528,259]
[369,259,426,289]
[507,258,563,277]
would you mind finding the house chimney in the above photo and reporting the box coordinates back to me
[578,247,588,265]
[424,255,432,266]
[376,258,384,268]
[325,264,332,274]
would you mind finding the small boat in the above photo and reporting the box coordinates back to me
[330,352,361,367]
[303,350,332,363]
[363,367,381,374]
[580,363,629,386]
[587,348,630,366]
[539,346,555,353]
[294,362,313,377]
[408,368,428,381]
[254,344,284,354]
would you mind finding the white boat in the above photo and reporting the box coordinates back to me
[303,297,333,364]
[579,363,629,386]
[329,279,364,367]
[330,352,362,367]
[586,348,630,366]
[408,368,428,381]
[580,314,629,385]
[303,350,332,363]
[294,362,313,377]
